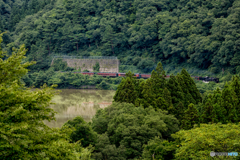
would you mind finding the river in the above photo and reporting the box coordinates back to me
[44,89,115,128]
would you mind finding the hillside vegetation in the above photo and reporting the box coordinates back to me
[0,0,240,74]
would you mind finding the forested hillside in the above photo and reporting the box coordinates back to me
[1,0,240,73]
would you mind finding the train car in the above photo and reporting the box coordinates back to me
[214,78,219,83]
[198,76,205,81]
[205,76,219,83]
[194,76,200,80]
[97,72,118,77]
[118,73,126,77]
[165,75,170,78]
[135,73,141,78]
[195,76,219,83]
[140,74,151,79]
[81,72,95,76]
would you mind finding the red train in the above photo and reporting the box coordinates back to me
[72,72,151,79]
[68,72,219,83]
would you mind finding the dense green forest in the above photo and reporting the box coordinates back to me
[1,0,240,74]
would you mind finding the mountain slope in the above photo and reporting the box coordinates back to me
[3,0,240,73]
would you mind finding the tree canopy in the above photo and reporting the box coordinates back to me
[1,0,240,73]
[0,33,92,159]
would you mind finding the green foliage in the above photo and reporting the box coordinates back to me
[138,62,169,110]
[63,116,97,147]
[92,133,127,160]
[93,62,100,72]
[97,80,109,90]
[91,102,179,159]
[200,94,219,124]
[172,123,240,160]
[21,74,33,87]
[113,71,138,104]
[137,58,155,73]
[52,58,68,71]
[166,75,185,119]
[1,0,240,73]
[199,76,240,124]
[0,34,92,159]
[33,70,48,87]
[221,83,239,123]
[142,137,176,160]
[180,69,202,104]
[181,103,200,130]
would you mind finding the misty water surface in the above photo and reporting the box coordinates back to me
[44,89,115,128]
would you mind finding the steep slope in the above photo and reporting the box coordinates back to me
[5,0,240,73]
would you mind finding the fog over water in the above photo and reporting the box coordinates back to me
[44,89,115,128]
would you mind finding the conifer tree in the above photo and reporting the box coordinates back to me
[181,103,199,130]
[135,79,145,107]
[175,102,184,121]
[201,94,218,123]
[212,88,227,123]
[137,62,168,110]
[221,83,238,123]
[176,73,195,108]
[167,75,184,104]
[151,62,166,91]
[229,75,240,118]
[166,75,184,119]
[113,71,138,104]
[138,78,157,109]
[180,69,202,104]
[163,88,173,111]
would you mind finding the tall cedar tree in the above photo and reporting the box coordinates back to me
[135,79,145,107]
[163,87,173,111]
[139,62,168,110]
[175,101,184,121]
[229,75,240,118]
[139,78,157,108]
[181,103,199,130]
[201,88,227,124]
[201,94,218,123]
[212,88,227,123]
[180,69,202,104]
[176,73,194,108]
[113,71,138,104]
[221,82,238,123]
[166,75,185,118]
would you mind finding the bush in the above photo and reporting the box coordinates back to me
[93,62,100,72]
[83,69,90,72]
[97,80,109,89]
[65,66,74,71]
[52,58,68,71]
